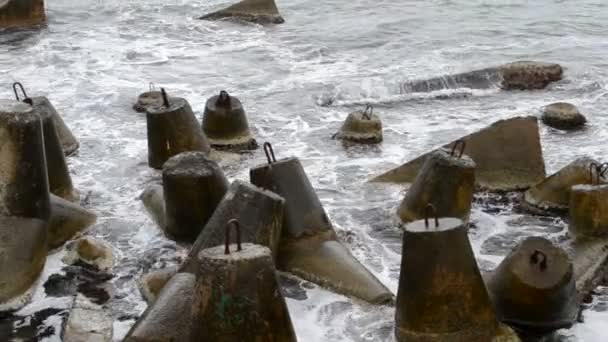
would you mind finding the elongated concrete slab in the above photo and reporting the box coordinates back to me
[199,0,285,24]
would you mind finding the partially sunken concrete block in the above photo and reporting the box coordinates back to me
[542,102,587,130]
[0,0,46,29]
[371,116,546,191]
[48,194,97,249]
[199,0,285,24]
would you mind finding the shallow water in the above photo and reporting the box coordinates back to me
[1,0,608,340]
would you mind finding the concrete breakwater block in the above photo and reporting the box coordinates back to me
[542,102,587,130]
[371,116,546,192]
[199,0,285,24]
[48,194,97,249]
[0,0,46,29]
[333,104,383,144]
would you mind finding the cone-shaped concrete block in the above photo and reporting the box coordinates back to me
[0,99,50,220]
[191,243,297,341]
[395,217,499,341]
[199,0,285,24]
[0,217,47,308]
[0,0,45,28]
[542,102,586,130]
[398,148,475,223]
[251,151,393,304]
[48,194,97,249]
[182,180,284,273]
[30,96,79,156]
[569,184,608,239]
[524,157,600,211]
[140,183,165,229]
[334,105,383,144]
[30,96,78,200]
[146,92,211,169]
[138,266,179,305]
[498,61,563,90]
[133,90,163,113]
[124,272,195,342]
[202,91,258,152]
[371,116,546,191]
[487,237,577,334]
[162,151,229,242]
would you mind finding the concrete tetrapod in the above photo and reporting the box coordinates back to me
[333,104,383,144]
[146,89,211,169]
[372,116,546,192]
[190,225,297,342]
[199,0,285,24]
[181,180,284,273]
[398,142,475,223]
[202,90,258,152]
[395,209,517,342]
[124,272,196,342]
[0,99,50,220]
[569,164,608,239]
[523,157,601,212]
[0,0,45,29]
[0,216,47,310]
[48,194,97,249]
[486,237,578,336]
[250,143,393,304]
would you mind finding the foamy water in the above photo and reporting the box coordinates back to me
[1,0,608,340]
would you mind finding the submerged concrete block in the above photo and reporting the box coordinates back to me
[0,0,45,29]
[372,116,546,191]
[199,0,285,24]
[334,105,383,144]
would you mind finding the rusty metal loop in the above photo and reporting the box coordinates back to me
[217,90,231,107]
[423,204,439,229]
[450,140,466,158]
[149,82,155,92]
[263,142,276,164]
[599,163,608,178]
[530,250,547,271]
[160,88,170,108]
[590,162,600,185]
[12,82,32,105]
[362,104,373,120]
[224,219,243,255]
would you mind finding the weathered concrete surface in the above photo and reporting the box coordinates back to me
[523,157,600,212]
[0,0,45,29]
[572,237,608,303]
[0,99,51,220]
[334,106,383,144]
[137,266,179,305]
[202,91,258,151]
[569,184,608,239]
[486,237,577,334]
[542,102,586,130]
[63,237,114,272]
[0,216,47,308]
[398,149,475,223]
[182,180,284,273]
[162,151,229,242]
[400,61,562,93]
[63,294,113,342]
[30,96,79,156]
[372,116,546,191]
[124,273,195,342]
[48,194,97,249]
[199,0,285,24]
[133,90,163,113]
[191,243,297,341]
[146,96,211,169]
[395,218,499,341]
[251,156,393,304]
[140,183,165,229]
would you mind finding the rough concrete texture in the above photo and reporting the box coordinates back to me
[47,194,97,249]
[498,61,563,90]
[334,108,383,144]
[140,184,165,229]
[486,237,577,334]
[573,237,608,303]
[396,218,499,341]
[162,151,229,242]
[182,180,284,273]
[63,237,114,272]
[137,266,179,305]
[133,90,163,113]
[63,294,113,342]
[202,92,258,151]
[31,96,79,156]
[191,243,297,341]
[146,97,211,169]
[398,148,475,223]
[569,184,608,239]
[0,99,51,220]
[542,102,587,130]
[524,157,600,212]
[372,116,546,191]
[0,0,45,29]
[124,273,195,342]
[199,0,285,24]
[0,216,47,307]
